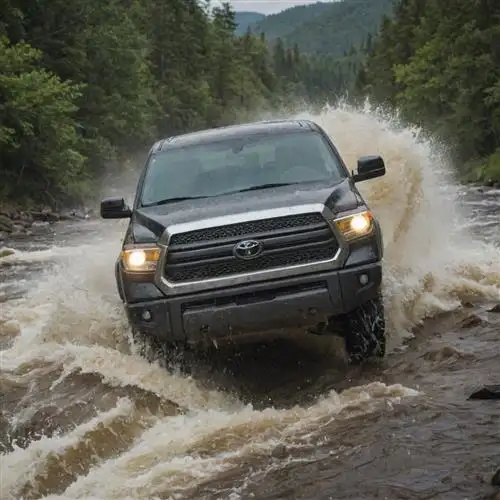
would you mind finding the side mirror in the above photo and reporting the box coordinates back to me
[352,155,386,183]
[100,197,132,219]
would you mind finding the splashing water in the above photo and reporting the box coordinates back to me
[299,103,500,336]
[1,103,499,499]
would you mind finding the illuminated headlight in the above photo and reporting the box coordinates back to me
[120,245,160,273]
[334,210,374,241]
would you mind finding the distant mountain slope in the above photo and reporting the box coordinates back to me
[284,0,395,55]
[250,2,334,41]
[249,0,395,57]
[234,11,266,36]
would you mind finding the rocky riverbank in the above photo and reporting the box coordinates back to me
[0,207,96,243]
[482,178,500,189]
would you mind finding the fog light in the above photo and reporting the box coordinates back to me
[142,309,152,321]
[359,273,369,285]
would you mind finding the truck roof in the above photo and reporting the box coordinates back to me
[151,119,320,153]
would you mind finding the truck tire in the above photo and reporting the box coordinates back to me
[342,292,386,365]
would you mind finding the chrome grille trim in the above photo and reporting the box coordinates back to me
[154,204,349,295]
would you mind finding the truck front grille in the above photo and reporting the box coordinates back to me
[164,213,339,283]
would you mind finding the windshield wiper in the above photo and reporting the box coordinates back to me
[142,195,208,207]
[142,183,300,206]
[231,182,298,194]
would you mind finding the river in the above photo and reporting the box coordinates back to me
[1,105,500,500]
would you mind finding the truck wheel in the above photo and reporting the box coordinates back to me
[342,293,386,365]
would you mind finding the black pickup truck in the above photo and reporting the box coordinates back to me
[101,119,387,364]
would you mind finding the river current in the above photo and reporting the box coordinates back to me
[1,104,500,499]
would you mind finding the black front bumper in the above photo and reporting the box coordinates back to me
[124,262,382,344]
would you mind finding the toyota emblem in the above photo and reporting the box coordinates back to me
[233,239,263,260]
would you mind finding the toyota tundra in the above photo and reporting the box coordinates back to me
[101,119,387,364]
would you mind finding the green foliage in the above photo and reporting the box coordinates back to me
[0,0,349,207]
[463,149,500,184]
[356,0,500,181]
[0,36,86,203]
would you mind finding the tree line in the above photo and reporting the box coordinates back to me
[354,0,500,183]
[5,0,496,209]
[0,0,345,207]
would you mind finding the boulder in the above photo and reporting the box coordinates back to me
[468,385,500,400]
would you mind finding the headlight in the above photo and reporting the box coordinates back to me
[334,210,374,241]
[120,245,160,273]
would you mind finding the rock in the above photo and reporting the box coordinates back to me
[15,219,31,229]
[0,202,91,242]
[492,469,500,486]
[10,229,33,239]
[31,221,50,229]
[19,211,33,223]
[458,313,488,329]
[0,215,13,233]
[423,345,473,363]
[30,210,59,222]
[11,223,26,232]
[59,209,85,220]
[58,210,73,220]
[59,206,95,220]
[271,444,288,458]
[494,183,500,189]
[488,304,500,313]
[0,248,15,258]
[468,385,500,400]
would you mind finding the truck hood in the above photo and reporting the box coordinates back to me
[129,178,363,243]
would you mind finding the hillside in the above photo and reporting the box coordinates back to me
[285,0,394,56]
[250,0,395,57]
[234,11,266,36]
[251,2,334,40]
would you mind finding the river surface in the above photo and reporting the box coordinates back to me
[1,105,500,500]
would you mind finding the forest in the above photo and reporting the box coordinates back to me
[2,0,499,211]
[0,0,345,208]
[355,0,500,184]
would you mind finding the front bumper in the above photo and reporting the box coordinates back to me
[124,261,382,344]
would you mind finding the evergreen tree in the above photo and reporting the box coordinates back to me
[0,0,350,206]
[356,0,500,179]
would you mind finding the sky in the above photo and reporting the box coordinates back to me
[229,0,335,15]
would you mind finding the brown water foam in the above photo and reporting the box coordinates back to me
[299,103,500,337]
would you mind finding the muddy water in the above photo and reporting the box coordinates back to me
[1,104,500,500]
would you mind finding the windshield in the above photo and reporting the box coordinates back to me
[139,130,346,206]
